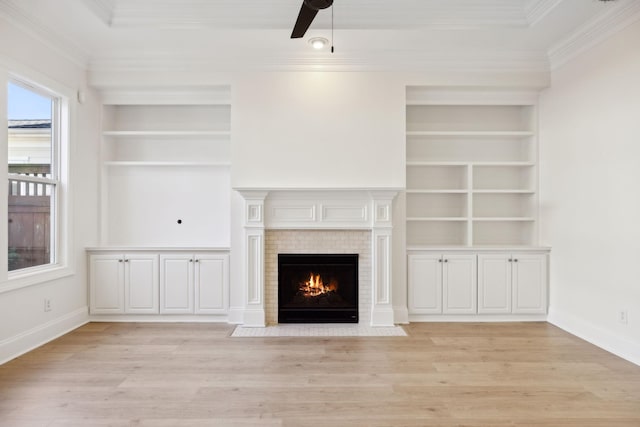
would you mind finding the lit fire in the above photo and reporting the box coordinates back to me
[300,273,338,297]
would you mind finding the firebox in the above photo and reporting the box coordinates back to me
[278,254,358,323]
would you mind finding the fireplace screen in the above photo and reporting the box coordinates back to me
[278,254,358,323]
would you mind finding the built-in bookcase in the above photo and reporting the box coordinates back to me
[405,88,539,247]
[99,88,231,247]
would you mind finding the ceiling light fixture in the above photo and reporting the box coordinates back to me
[309,37,329,50]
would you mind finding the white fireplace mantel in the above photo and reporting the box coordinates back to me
[235,188,400,327]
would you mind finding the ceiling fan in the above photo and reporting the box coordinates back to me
[290,0,334,39]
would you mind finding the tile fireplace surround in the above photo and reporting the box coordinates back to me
[236,189,399,327]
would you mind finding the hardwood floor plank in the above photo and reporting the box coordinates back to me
[0,322,638,426]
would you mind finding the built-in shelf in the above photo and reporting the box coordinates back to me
[406,189,468,194]
[405,87,539,248]
[472,217,535,222]
[99,98,232,248]
[406,131,535,137]
[407,217,468,222]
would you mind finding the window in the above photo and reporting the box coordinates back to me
[7,81,59,272]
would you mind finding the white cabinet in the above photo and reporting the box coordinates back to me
[89,253,158,314]
[408,253,476,315]
[443,255,477,314]
[160,253,229,314]
[408,254,442,314]
[409,250,548,318]
[478,253,547,314]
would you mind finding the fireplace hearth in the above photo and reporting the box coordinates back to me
[278,254,358,323]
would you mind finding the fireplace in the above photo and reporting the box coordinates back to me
[278,254,359,323]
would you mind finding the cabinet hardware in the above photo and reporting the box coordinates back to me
[444,259,448,263]
[438,259,442,263]
[195,259,199,263]
[189,259,193,262]
[118,259,123,263]
[508,259,512,262]
[514,259,518,262]
[124,259,129,262]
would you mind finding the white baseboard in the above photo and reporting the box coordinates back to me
[0,307,89,365]
[227,307,245,324]
[409,314,547,322]
[548,308,640,367]
[393,305,409,324]
[89,314,229,323]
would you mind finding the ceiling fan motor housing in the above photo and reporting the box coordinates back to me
[304,0,333,11]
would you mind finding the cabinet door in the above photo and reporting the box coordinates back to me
[512,254,547,314]
[442,254,477,314]
[478,254,512,314]
[125,253,159,314]
[90,254,124,314]
[160,254,194,314]
[408,254,442,314]
[194,253,229,314]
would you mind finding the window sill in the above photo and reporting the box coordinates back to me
[0,265,75,294]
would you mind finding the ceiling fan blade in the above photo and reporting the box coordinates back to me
[291,2,319,39]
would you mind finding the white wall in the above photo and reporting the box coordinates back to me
[231,72,406,189]
[0,18,99,363]
[539,20,640,364]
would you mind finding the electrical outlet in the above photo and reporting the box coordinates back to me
[618,310,628,324]
[44,298,52,312]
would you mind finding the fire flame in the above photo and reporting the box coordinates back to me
[300,273,338,297]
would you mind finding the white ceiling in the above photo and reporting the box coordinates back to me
[1,0,639,74]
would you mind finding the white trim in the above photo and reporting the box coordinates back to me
[0,307,89,365]
[3,67,76,291]
[0,1,90,69]
[89,314,229,323]
[1,266,74,294]
[548,308,640,367]
[524,0,563,27]
[548,0,640,71]
[409,314,547,322]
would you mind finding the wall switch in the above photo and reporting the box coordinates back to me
[618,310,628,324]
[44,298,52,312]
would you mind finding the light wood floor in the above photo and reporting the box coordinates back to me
[1,322,639,427]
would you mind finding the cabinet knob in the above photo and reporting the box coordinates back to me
[118,259,123,263]
[514,259,518,262]
[444,259,448,263]
[195,259,199,263]
[438,259,442,263]
[508,259,513,262]
[124,259,129,262]
[189,259,193,263]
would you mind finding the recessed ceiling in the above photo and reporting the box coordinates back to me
[0,0,638,74]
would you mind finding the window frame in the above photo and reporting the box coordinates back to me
[1,65,74,293]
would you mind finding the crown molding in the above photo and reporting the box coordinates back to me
[88,0,529,30]
[524,0,563,27]
[0,0,90,69]
[548,0,640,70]
[88,49,549,75]
[81,0,115,26]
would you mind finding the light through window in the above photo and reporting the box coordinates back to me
[7,81,58,271]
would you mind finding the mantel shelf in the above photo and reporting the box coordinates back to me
[103,130,230,137]
[104,161,231,167]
